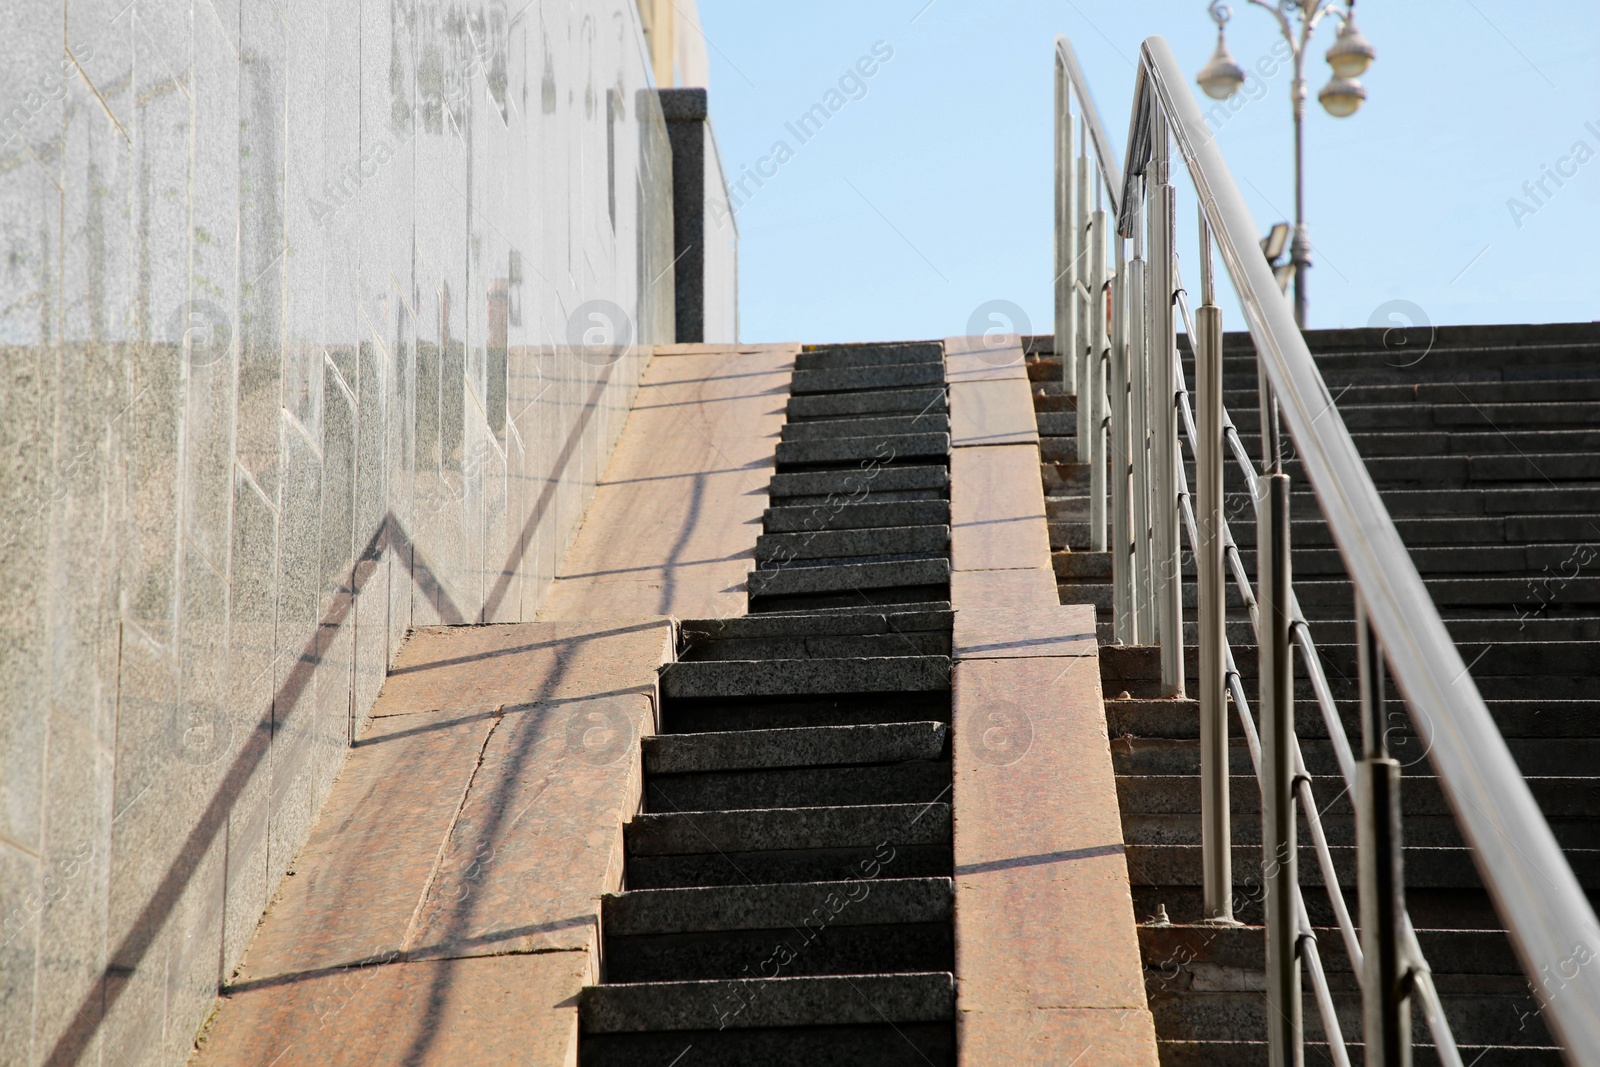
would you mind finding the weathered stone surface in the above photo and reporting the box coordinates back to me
[627,803,952,855]
[644,721,948,774]
[540,345,796,621]
[764,499,950,533]
[790,362,945,395]
[757,524,950,562]
[580,971,955,1032]
[782,413,949,441]
[602,877,952,935]
[797,342,944,370]
[944,334,1028,384]
[768,464,948,502]
[950,378,1039,448]
[195,952,591,1067]
[747,558,951,599]
[775,432,950,467]
[660,656,952,699]
[787,385,948,420]
[951,445,1053,573]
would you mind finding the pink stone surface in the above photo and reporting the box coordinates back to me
[951,568,1061,608]
[539,344,795,620]
[198,619,671,1065]
[944,334,1029,383]
[950,445,1053,573]
[195,951,591,1067]
[953,603,1097,659]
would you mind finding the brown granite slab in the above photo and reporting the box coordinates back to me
[539,344,796,620]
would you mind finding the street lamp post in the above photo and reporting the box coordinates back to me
[1196,0,1375,328]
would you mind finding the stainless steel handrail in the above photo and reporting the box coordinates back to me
[1055,37,1122,210]
[1112,32,1600,1062]
[1171,281,1463,1066]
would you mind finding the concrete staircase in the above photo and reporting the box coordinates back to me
[579,342,959,1065]
[1030,322,1600,1064]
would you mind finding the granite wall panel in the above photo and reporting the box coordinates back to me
[1,2,696,1061]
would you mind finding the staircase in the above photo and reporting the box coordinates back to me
[579,342,959,1065]
[1030,322,1600,1064]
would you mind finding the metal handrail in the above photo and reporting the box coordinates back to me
[1171,285,1462,1065]
[1088,32,1600,1062]
[1055,37,1122,210]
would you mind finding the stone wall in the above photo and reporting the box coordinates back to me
[0,1,689,1063]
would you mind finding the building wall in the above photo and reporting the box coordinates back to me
[0,1,685,1063]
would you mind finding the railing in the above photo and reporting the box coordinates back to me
[1055,33,1600,1065]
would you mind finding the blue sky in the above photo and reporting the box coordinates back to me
[696,1,1600,343]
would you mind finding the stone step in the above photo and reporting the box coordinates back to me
[602,921,952,984]
[1270,452,1600,486]
[1224,401,1600,433]
[1153,1040,1560,1067]
[786,385,948,421]
[1305,427,1600,458]
[626,819,953,889]
[1106,696,1600,742]
[661,657,951,700]
[747,559,951,602]
[774,432,949,468]
[781,413,949,441]
[680,631,951,662]
[765,500,950,533]
[644,722,948,775]
[662,692,952,735]
[1124,842,1600,891]
[1140,923,1523,977]
[679,609,953,644]
[627,803,952,858]
[1147,987,1552,1049]
[581,1023,955,1066]
[1209,377,1600,407]
[647,759,951,814]
[796,341,943,370]
[789,362,944,395]
[767,464,949,503]
[756,524,950,564]
[1099,640,1600,681]
[579,971,955,1033]
[603,877,953,937]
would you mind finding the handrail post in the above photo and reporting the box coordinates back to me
[1074,136,1092,452]
[1057,81,1077,397]
[1110,234,1135,642]
[1147,106,1184,696]
[1129,188,1154,645]
[1089,206,1108,552]
[1196,214,1232,922]
[1358,595,1412,1067]
[1262,471,1302,1066]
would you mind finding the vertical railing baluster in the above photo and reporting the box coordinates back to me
[1089,198,1108,552]
[1129,186,1154,645]
[1262,470,1302,1066]
[1058,85,1077,398]
[1075,129,1091,468]
[1196,210,1232,923]
[1110,234,1135,642]
[1147,107,1184,696]
[1358,595,1412,1067]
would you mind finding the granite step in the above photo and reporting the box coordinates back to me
[579,971,955,1032]
[747,559,951,600]
[789,362,945,395]
[796,341,944,370]
[768,464,949,502]
[786,385,948,421]
[679,631,951,662]
[781,413,949,441]
[678,609,953,644]
[643,722,948,776]
[661,657,951,700]
[764,500,950,533]
[756,524,950,564]
[774,432,950,468]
